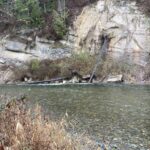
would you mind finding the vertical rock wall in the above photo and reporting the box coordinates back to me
[71,0,150,66]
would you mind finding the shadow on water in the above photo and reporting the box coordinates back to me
[0,84,150,149]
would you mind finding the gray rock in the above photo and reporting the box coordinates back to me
[5,40,27,52]
[0,68,15,84]
[36,36,54,44]
[0,58,5,64]
[17,28,36,36]
[70,76,80,83]
[107,74,123,83]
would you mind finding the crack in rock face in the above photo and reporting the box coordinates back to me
[72,0,150,65]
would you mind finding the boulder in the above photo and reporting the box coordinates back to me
[5,40,27,52]
[0,68,15,84]
[0,58,5,64]
[70,76,81,83]
[107,74,123,83]
[16,28,36,36]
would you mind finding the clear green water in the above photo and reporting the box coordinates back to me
[0,84,150,149]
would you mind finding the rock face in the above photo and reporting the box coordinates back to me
[34,37,71,60]
[0,35,72,63]
[71,0,150,66]
[0,67,15,84]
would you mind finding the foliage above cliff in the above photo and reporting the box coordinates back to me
[0,0,97,39]
[0,0,67,39]
[0,0,149,39]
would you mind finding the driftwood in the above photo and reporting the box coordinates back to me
[27,73,97,85]
[26,69,98,85]
[82,74,96,82]
[27,77,71,84]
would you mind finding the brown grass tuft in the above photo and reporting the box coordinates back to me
[0,100,78,150]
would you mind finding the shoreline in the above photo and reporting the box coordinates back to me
[1,81,150,87]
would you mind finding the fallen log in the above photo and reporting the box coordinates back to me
[27,77,71,84]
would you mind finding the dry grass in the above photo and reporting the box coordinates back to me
[13,53,146,83]
[0,100,79,150]
[143,63,150,81]
[13,54,96,82]
[0,99,100,150]
[59,54,96,76]
[95,57,137,81]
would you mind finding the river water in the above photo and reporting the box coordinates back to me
[0,84,150,150]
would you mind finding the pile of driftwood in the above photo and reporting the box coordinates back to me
[27,70,96,85]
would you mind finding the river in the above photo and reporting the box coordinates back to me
[0,84,150,150]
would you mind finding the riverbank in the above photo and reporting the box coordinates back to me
[0,0,150,85]
[0,54,149,85]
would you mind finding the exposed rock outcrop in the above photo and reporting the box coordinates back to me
[106,74,123,83]
[0,35,72,62]
[0,66,15,84]
[70,0,150,66]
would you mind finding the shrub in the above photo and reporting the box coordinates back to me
[15,0,43,27]
[40,0,56,13]
[55,53,95,77]
[0,0,4,6]
[52,10,68,39]
[30,59,40,71]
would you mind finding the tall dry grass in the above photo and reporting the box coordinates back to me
[0,99,100,150]
[0,100,79,150]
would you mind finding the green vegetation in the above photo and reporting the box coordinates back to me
[52,10,68,39]
[15,0,43,27]
[30,59,40,71]
[0,0,68,39]
[0,0,4,6]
